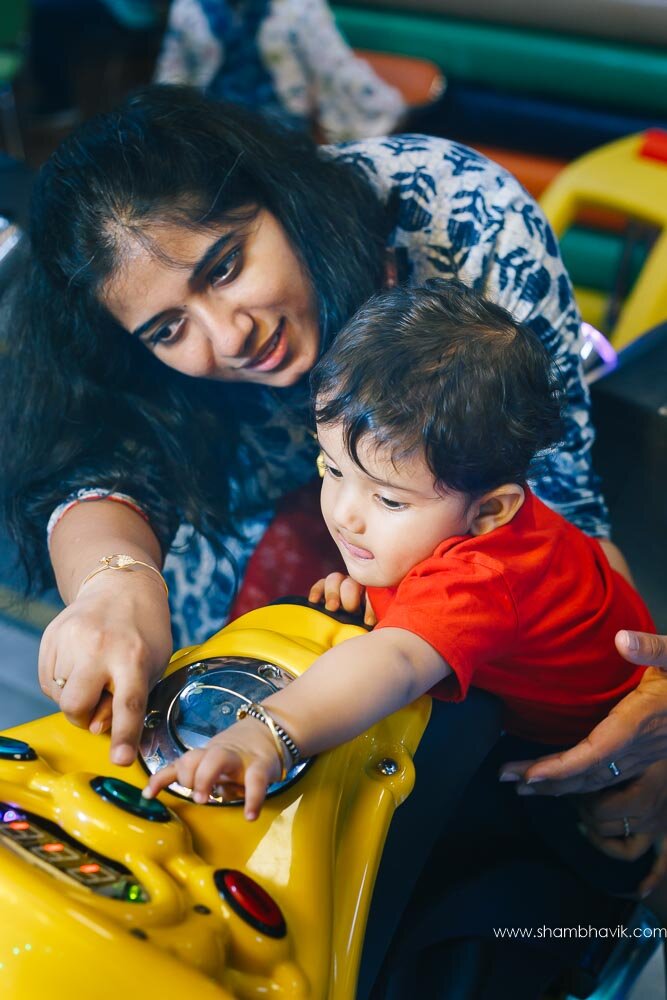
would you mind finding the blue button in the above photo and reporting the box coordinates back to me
[0,737,37,762]
[90,777,170,822]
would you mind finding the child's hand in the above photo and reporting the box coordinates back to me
[309,571,376,624]
[142,718,284,820]
[309,572,377,626]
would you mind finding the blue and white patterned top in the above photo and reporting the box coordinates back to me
[48,136,608,647]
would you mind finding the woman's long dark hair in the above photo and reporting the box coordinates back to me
[1,84,389,590]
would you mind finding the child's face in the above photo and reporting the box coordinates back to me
[318,422,475,589]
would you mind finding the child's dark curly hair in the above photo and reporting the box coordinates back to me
[311,278,565,497]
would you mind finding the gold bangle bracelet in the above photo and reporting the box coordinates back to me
[78,554,169,598]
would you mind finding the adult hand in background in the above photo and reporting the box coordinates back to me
[499,631,667,795]
[577,759,667,898]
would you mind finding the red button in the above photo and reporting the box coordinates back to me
[215,869,286,938]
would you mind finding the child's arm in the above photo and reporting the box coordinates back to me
[143,627,449,818]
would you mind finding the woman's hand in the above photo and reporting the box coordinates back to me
[579,760,667,842]
[577,759,667,896]
[499,631,667,795]
[38,569,172,766]
[309,571,377,625]
[142,718,283,820]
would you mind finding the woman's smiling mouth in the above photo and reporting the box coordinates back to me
[243,318,288,372]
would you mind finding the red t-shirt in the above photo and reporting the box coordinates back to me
[368,489,654,744]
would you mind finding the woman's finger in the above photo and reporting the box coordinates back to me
[37,626,57,699]
[519,717,636,785]
[579,761,667,840]
[585,828,654,862]
[616,630,667,669]
[505,673,667,789]
[514,753,648,798]
[88,690,113,735]
[108,665,150,766]
[58,662,109,730]
[583,816,647,839]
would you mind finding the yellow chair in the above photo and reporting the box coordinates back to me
[540,130,667,351]
[0,602,430,999]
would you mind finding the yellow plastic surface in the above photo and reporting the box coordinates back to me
[573,286,609,333]
[0,604,430,999]
[540,133,667,350]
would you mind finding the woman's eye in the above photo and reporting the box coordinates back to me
[378,496,408,511]
[325,462,343,478]
[209,247,242,287]
[149,316,185,347]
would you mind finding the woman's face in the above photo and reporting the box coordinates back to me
[101,209,320,387]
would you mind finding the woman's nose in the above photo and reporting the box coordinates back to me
[193,299,255,360]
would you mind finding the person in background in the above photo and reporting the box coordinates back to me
[153,0,406,140]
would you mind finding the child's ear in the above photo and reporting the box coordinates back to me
[469,484,525,536]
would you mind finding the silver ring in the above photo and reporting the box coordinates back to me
[608,761,621,778]
[623,816,631,838]
[54,677,67,689]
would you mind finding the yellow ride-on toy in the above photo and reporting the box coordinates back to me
[0,602,430,999]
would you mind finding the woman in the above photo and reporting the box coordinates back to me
[2,84,621,760]
[0,83,648,996]
[2,85,617,766]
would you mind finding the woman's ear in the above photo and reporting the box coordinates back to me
[469,484,525,537]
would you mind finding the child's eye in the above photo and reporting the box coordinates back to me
[377,496,408,511]
[209,247,242,287]
[149,316,186,347]
[325,462,343,479]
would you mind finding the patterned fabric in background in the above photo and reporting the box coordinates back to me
[153,0,407,140]
[48,136,608,647]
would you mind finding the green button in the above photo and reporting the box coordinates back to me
[0,737,37,762]
[90,777,170,822]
